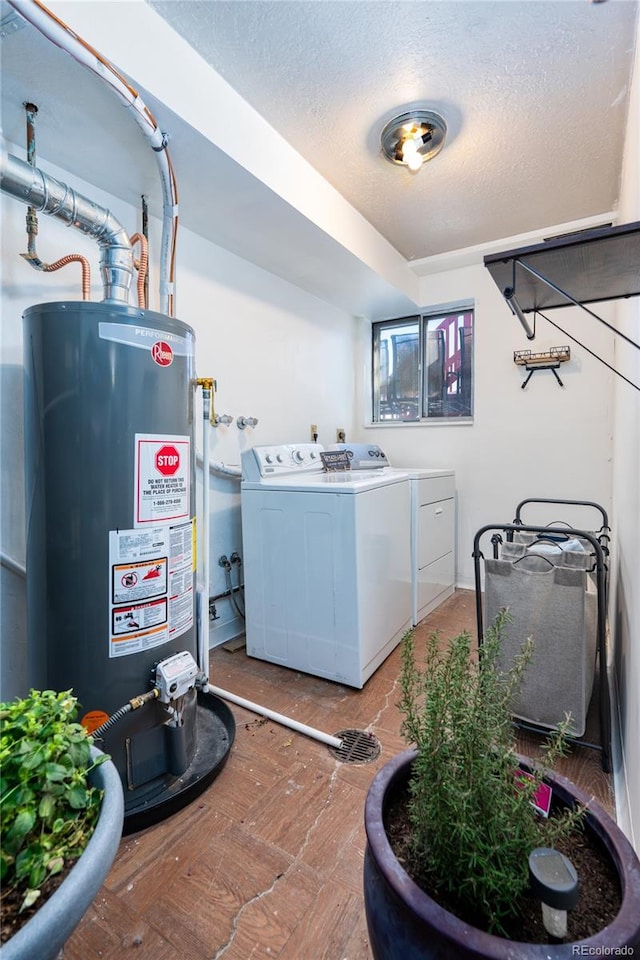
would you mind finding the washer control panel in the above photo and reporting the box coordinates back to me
[242,443,325,480]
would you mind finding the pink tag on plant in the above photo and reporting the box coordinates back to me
[514,770,553,817]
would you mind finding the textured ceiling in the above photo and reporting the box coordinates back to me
[148,0,638,261]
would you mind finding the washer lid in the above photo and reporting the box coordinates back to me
[241,467,409,493]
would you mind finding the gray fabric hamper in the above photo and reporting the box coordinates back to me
[484,546,596,737]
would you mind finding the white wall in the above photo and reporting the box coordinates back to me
[610,13,640,850]
[0,153,357,700]
[355,261,615,590]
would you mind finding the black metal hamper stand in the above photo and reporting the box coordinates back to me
[473,500,611,772]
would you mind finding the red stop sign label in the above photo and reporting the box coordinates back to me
[155,445,180,476]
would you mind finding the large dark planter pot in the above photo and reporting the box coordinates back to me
[364,748,640,960]
[1,747,125,960]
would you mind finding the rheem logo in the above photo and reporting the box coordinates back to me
[151,340,173,367]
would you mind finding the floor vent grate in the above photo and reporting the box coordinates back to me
[330,729,381,764]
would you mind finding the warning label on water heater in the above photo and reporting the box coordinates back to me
[135,434,190,526]
[108,520,194,658]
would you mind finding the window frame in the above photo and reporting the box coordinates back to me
[370,303,475,426]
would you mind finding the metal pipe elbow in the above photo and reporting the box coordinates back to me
[1,150,134,303]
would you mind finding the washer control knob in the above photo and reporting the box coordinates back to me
[276,454,284,463]
[309,451,317,459]
[265,454,274,464]
[293,450,304,463]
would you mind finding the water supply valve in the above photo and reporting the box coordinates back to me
[154,650,199,703]
[237,416,258,430]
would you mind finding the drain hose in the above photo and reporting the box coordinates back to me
[203,683,343,749]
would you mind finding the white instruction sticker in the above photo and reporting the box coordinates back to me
[135,434,190,526]
[109,520,194,658]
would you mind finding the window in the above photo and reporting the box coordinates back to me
[372,306,474,422]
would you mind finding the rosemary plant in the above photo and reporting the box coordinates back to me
[398,608,583,933]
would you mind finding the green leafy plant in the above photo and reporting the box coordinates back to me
[398,608,583,934]
[0,689,106,913]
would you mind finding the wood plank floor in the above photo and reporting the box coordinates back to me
[64,589,614,960]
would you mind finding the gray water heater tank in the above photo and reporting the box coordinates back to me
[23,301,209,813]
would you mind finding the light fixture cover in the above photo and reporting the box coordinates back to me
[381,110,447,170]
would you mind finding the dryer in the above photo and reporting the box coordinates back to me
[329,443,456,626]
[240,444,411,687]
[410,469,456,625]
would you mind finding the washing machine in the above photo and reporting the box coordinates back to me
[330,444,456,626]
[240,443,411,687]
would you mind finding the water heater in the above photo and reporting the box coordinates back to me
[23,301,233,829]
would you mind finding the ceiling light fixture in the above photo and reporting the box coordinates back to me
[381,109,447,174]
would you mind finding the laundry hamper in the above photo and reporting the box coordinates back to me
[474,518,610,771]
[484,540,596,737]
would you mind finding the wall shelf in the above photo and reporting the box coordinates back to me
[514,346,570,389]
[484,221,640,313]
[484,221,640,391]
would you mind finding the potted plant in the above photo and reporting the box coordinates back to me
[0,689,124,960]
[363,611,640,959]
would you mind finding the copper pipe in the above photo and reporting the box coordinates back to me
[20,103,92,300]
[41,254,91,299]
[130,233,148,309]
[141,195,149,309]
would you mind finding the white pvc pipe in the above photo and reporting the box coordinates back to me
[204,683,343,749]
[200,389,212,682]
[1,551,26,578]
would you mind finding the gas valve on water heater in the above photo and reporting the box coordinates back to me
[154,651,200,704]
